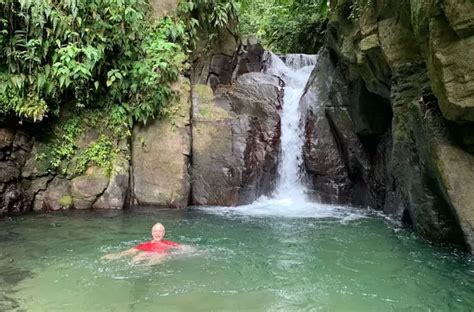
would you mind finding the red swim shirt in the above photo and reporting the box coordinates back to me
[134,240,181,253]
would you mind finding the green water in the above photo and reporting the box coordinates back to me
[1,206,473,312]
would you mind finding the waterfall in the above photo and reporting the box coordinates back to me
[264,52,318,200]
[200,52,364,219]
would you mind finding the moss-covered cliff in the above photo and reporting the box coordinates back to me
[303,0,474,252]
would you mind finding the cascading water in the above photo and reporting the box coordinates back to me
[264,53,318,200]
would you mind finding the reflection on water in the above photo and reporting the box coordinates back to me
[0,207,473,311]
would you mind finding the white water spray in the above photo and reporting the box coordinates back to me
[265,53,318,200]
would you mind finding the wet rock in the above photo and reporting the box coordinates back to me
[320,0,474,251]
[302,51,372,206]
[408,91,474,250]
[2,185,24,214]
[0,128,15,149]
[387,63,466,246]
[0,162,20,184]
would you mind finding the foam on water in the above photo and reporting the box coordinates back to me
[198,197,368,221]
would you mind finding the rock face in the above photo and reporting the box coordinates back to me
[149,0,178,18]
[0,126,34,214]
[131,79,192,208]
[191,73,282,206]
[303,0,474,252]
[71,167,109,209]
[191,34,265,89]
[189,35,279,206]
[93,145,129,210]
[43,177,73,211]
[0,117,130,214]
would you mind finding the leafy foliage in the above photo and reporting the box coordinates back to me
[238,0,328,54]
[0,0,187,124]
[74,134,116,176]
[34,108,118,176]
[177,0,239,49]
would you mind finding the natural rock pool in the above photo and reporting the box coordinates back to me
[1,202,473,311]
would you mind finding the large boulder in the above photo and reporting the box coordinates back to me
[191,73,282,206]
[93,143,129,209]
[302,50,373,206]
[131,79,191,208]
[71,166,109,209]
[43,177,73,211]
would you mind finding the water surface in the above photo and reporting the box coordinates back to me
[1,203,473,312]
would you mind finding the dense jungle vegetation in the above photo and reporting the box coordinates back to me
[0,0,327,174]
[239,0,328,54]
[0,0,237,124]
[0,0,327,123]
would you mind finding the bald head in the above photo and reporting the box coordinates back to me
[151,223,165,242]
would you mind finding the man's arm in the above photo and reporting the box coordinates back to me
[102,248,138,261]
[175,244,196,253]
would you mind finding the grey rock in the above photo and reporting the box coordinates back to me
[44,177,72,211]
[191,73,282,206]
[71,167,109,209]
[131,79,191,208]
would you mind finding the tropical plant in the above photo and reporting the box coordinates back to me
[0,0,187,124]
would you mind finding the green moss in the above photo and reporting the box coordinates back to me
[73,135,117,177]
[199,106,212,118]
[35,107,126,177]
[59,195,73,207]
[194,84,214,103]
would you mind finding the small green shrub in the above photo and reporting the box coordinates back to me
[58,195,73,207]
[74,135,116,176]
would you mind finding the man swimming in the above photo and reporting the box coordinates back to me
[102,223,186,264]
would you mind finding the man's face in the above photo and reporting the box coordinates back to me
[152,224,165,241]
